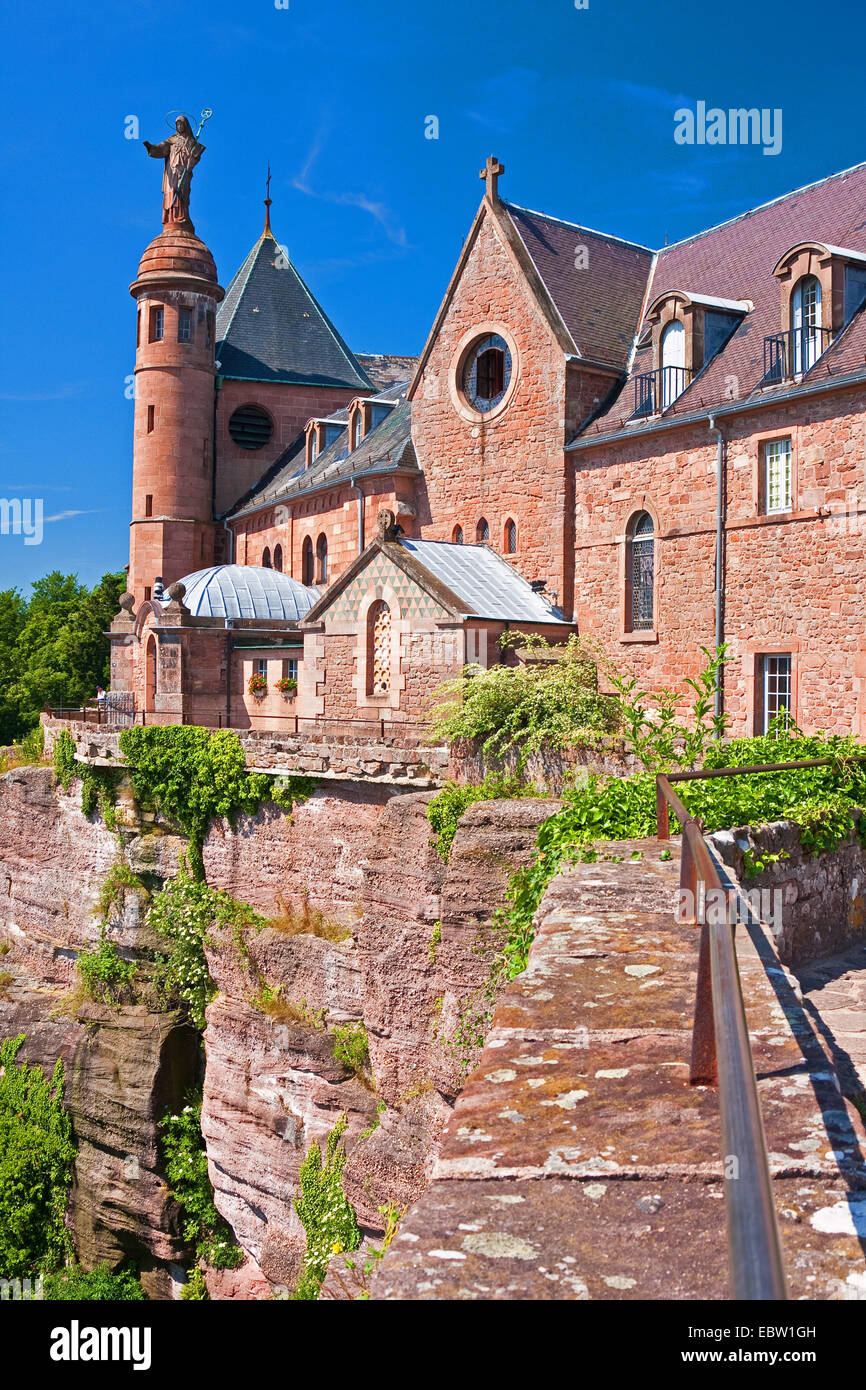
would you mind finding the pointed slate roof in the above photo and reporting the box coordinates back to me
[215,228,373,390]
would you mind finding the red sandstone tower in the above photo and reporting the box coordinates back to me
[128,222,224,603]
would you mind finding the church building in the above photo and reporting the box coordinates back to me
[109,142,866,738]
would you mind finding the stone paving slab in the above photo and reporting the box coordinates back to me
[374,839,866,1300]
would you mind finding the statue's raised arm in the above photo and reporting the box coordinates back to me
[144,116,207,228]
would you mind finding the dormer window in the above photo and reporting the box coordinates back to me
[633,291,747,417]
[765,242,866,382]
[353,410,362,450]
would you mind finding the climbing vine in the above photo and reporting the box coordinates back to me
[119,726,313,879]
[148,855,266,1030]
[159,1091,243,1272]
[292,1114,361,1300]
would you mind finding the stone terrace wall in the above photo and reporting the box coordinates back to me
[709,819,866,967]
[42,717,449,787]
[448,736,636,792]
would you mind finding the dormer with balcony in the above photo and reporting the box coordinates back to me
[764,242,866,383]
[632,290,749,417]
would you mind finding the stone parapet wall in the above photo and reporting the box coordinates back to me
[41,716,450,787]
[447,736,636,791]
[709,817,866,967]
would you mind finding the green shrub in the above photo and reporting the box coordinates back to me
[159,1093,243,1269]
[292,1115,360,1300]
[180,1264,209,1300]
[97,862,150,924]
[53,729,77,790]
[76,932,136,1006]
[332,1022,370,1078]
[119,726,313,879]
[0,1035,75,1278]
[428,634,620,764]
[43,1261,147,1301]
[147,856,265,1030]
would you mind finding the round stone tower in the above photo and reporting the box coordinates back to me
[128,226,224,603]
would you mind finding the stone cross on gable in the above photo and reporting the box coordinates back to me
[480,155,505,202]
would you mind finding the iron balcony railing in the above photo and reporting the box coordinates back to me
[632,365,693,417]
[762,326,832,383]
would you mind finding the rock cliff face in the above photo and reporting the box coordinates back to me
[0,763,554,1297]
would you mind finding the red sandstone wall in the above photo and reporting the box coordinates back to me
[573,384,866,735]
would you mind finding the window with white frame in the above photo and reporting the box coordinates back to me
[763,438,792,514]
[254,659,268,680]
[758,653,792,734]
[282,657,298,681]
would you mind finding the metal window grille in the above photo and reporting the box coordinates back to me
[453,526,463,545]
[764,439,792,513]
[630,513,654,631]
[505,519,517,553]
[273,545,283,572]
[476,518,489,542]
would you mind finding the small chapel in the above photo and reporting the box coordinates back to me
[109,125,866,739]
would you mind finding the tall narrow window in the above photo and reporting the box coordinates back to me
[452,525,464,544]
[282,657,298,682]
[273,544,283,573]
[262,546,272,569]
[316,533,328,584]
[145,494,153,518]
[476,518,489,543]
[791,276,822,373]
[368,600,391,695]
[757,654,792,734]
[206,311,215,349]
[177,307,192,343]
[660,320,686,408]
[149,306,164,343]
[136,309,141,347]
[352,410,362,450]
[505,518,517,554]
[302,536,314,585]
[763,438,792,514]
[146,404,155,433]
[627,512,654,631]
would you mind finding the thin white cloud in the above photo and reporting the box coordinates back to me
[0,383,91,403]
[292,130,408,249]
[43,508,107,524]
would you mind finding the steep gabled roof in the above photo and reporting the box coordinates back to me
[228,381,418,519]
[577,159,866,443]
[301,537,570,628]
[215,228,373,390]
[504,204,654,371]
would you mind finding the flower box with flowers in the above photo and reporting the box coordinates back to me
[275,676,298,700]
[248,673,268,699]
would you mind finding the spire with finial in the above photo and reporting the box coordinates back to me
[263,163,273,237]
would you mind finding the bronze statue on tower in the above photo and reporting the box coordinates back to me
[144,111,212,228]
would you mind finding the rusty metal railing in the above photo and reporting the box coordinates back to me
[657,765,793,1301]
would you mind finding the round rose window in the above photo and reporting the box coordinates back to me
[462,333,512,413]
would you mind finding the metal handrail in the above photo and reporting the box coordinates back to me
[762,325,832,383]
[657,768,789,1301]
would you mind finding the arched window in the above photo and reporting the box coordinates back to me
[476,518,489,543]
[791,275,822,373]
[505,518,517,554]
[316,533,328,584]
[368,600,391,695]
[660,321,686,409]
[627,512,655,632]
[452,525,464,544]
[262,546,272,569]
[302,536,314,586]
[273,544,283,573]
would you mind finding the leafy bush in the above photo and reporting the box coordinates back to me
[159,1093,243,1269]
[606,643,729,772]
[331,1022,370,1078]
[428,634,620,764]
[119,726,312,878]
[0,1035,75,1278]
[43,1262,146,1301]
[427,773,538,862]
[75,932,137,1006]
[148,856,265,1030]
[292,1115,360,1300]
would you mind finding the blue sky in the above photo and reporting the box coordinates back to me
[1,0,863,592]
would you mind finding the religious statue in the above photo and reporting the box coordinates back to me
[144,112,211,227]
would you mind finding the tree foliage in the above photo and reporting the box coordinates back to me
[0,571,125,743]
[0,1035,75,1278]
